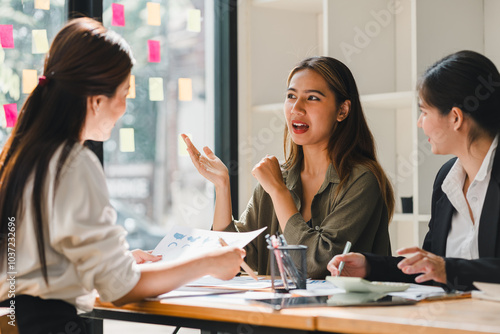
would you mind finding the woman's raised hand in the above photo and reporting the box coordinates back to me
[181,134,229,188]
[251,155,287,196]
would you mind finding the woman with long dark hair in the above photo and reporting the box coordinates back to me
[328,50,500,290]
[0,18,244,334]
[183,56,394,279]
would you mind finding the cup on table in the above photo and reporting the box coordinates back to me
[268,245,307,292]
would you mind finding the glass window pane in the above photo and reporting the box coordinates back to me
[0,0,67,147]
[102,0,215,248]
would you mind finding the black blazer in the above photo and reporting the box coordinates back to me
[365,149,500,290]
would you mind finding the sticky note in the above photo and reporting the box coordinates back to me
[3,103,17,128]
[32,30,49,54]
[126,75,135,99]
[178,133,191,157]
[149,77,164,101]
[0,25,14,49]
[187,9,201,32]
[35,0,50,10]
[22,69,38,94]
[112,3,125,27]
[120,128,135,152]
[178,78,192,101]
[148,40,160,63]
[147,2,161,26]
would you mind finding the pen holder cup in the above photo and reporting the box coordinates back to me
[268,245,307,292]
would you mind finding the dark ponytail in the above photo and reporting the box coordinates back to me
[0,18,134,284]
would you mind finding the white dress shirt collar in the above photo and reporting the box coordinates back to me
[442,135,498,259]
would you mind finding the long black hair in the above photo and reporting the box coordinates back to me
[419,50,500,144]
[283,56,394,218]
[0,17,134,284]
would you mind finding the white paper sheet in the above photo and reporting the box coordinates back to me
[388,284,445,300]
[472,282,500,302]
[152,226,267,263]
[186,276,273,289]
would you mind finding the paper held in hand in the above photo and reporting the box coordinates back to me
[152,225,267,263]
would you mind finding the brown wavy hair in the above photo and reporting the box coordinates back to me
[0,18,134,284]
[283,57,394,218]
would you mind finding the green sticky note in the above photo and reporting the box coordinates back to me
[149,77,164,101]
[187,9,201,32]
[178,133,191,157]
[32,30,49,54]
[120,128,135,152]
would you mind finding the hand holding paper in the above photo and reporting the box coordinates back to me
[152,225,266,265]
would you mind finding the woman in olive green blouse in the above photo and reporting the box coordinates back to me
[182,56,394,278]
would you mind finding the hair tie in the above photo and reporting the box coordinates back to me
[38,76,49,87]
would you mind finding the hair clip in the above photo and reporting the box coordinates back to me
[38,76,49,87]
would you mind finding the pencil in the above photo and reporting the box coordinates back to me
[218,237,259,281]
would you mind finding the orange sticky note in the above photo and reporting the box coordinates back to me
[3,103,17,128]
[32,29,49,54]
[149,77,164,101]
[22,69,38,94]
[187,9,201,32]
[147,2,161,26]
[178,78,192,101]
[126,75,135,99]
[112,3,125,27]
[35,0,50,10]
[120,128,135,152]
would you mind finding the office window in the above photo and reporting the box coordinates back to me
[102,0,215,240]
[0,0,67,146]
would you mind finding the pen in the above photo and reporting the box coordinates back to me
[337,241,352,277]
[271,235,289,291]
[218,237,259,281]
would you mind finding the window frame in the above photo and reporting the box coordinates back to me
[66,0,239,215]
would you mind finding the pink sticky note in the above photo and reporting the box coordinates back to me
[3,103,18,128]
[0,25,14,49]
[112,3,125,27]
[148,40,160,63]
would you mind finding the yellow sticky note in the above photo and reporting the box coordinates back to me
[126,75,136,99]
[178,78,192,101]
[32,30,49,54]
[149,77,164,101]
[120,128,135,152]
[178,133,191,157]
[187,9,201,32]
[35,0,50,10]
[22,69,38,94]
[147,2,161,26]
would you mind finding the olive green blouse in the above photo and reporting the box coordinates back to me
[224,161,391,279]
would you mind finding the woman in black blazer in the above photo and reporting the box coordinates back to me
[327,50,500,291]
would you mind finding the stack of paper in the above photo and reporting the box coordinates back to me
[473,282,500,302]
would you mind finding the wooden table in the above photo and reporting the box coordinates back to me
[81,295,500,334]
[316,298,500,334]
[82,295,319,334]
